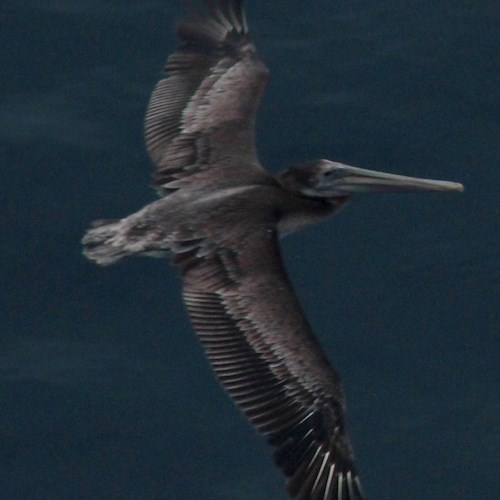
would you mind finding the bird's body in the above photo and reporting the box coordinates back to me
[82,1,463,498]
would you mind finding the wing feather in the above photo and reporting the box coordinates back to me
[178,228,365,499]
[145,0,270,195]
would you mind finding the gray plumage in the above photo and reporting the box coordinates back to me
[82,1,463,499]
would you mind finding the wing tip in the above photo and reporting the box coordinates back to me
[287,461,366,500]
[176,0,250,50]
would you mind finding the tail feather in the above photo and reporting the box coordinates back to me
[82,219,133,265]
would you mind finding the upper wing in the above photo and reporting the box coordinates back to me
[145,0,270,195]
[176,225,365,500]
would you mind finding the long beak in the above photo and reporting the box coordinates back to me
[322,163,464,194]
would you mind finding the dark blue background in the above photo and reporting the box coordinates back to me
[1,1,498,499]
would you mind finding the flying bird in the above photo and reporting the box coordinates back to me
[82,1,463,498]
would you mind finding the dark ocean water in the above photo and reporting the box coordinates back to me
[1,1,498,499]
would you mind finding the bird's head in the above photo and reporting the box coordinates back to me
[277,159,464,200]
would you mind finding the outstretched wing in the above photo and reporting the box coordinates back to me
[145,0,270,195]
[176,225,365,500]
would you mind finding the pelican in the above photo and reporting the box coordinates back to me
[82,1,463,498]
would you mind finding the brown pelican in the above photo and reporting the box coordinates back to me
[82,1,463,498]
